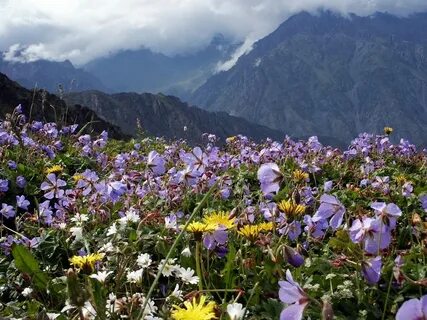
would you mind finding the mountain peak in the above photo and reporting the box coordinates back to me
[190,11,427,147]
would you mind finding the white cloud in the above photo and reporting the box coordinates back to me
[0,0,426,65]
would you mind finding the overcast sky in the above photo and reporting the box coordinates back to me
[1,0,427,65]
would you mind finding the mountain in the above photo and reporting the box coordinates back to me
[84,35,239,99]
[63,90,285,144]
[0,56,108,94]
[190,11,427,147]
[0,72,124,139]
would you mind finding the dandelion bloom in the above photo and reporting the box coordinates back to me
[292,169,309,183]
[45,165,63,174]
[69,253,104,273]
[186,222,217,234]
[278,200,306,218]
[171,295,217,320]
[203,211,235,229]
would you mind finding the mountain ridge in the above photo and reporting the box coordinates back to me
[63,90,287,144]
[190,11,427,146]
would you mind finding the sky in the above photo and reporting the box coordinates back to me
[1,0,427,66]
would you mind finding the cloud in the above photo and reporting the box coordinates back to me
[0,0,426,65]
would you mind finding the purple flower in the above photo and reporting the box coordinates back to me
[324,181,333,192]
[203,229,228,251]
[180,147,208,171]
[370,202,401,229]
[76,169,99,196]
[396,295,427,320]
[7,160,17,170]
[21,236,40,249]
[16,195,30,210]
[349,217,391,254]
[39,200,53,225]
[1,203,15,218]
[312,194,346,230]
[286,221,302,241]
[279,270,309,320]
[257,163,283,195]
[284,245,304,267]
[16,176,26,188]
[402,182,413,197]
[147,151,166,176]
[361,256,382,284]
[0,179,9,192]
[303,215,327,238]
[107,181,127,202]
[420,194,427,212]
[40,174,66,199]
[371,176,390,194]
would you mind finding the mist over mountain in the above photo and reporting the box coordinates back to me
[84,35,239,98]
[0,56,108,94]
[190,11,427,146]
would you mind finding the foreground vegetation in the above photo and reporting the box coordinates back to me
[0,106,426,319]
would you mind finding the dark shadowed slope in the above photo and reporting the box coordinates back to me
[0,73,124,139]
[64,90,286,144]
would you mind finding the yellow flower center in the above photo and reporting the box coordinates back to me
[203,211,235,230]
[45,165,64,174]
[69,253,104,273]
[278,199,306,218]
[172,296,217,320]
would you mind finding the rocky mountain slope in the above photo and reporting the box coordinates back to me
[64,90,284,144]
[0,73,124,138]
[190,11,427,146]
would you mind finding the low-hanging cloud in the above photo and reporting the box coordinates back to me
[1,0,427,65]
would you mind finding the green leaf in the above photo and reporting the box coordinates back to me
[11,244,49,290]
[89,278,107,320]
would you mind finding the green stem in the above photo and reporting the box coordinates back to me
[137,183,217,319]
[242,282,259,319]
[195,240,203,292]
[381,269,394,320]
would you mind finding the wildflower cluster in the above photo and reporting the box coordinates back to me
[0,107,426,319]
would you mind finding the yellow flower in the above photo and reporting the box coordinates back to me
[203,211,235,230]
[292,169,309,183]
[172,295,217,320]
[185,221,217,240]
[45,165,64,174]
[238,221,275,241]
[237,225,261,241]
[186,222,217,234]
[69,253,104,273]
[384,126,393,135]
[258,221,274,232]
[395,174,407,185]
[226,136,236,143]
[278,200,306,218]
[72,174,84,182]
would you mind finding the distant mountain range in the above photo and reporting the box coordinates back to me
[0,57,108,94]
[83,34,239,99]
[190,11,427,146]
[63,90,284,144]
